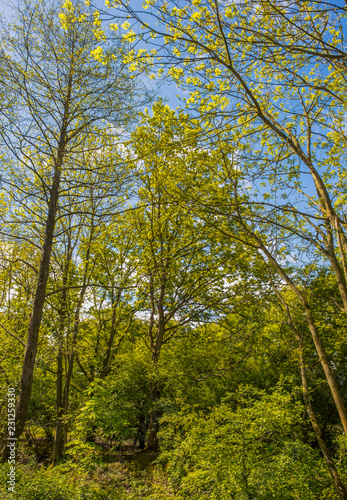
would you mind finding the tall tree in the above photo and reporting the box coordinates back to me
[50,141,133,462]
[0,0,145,445]
[108,0,347,438]
[127,102,247,449]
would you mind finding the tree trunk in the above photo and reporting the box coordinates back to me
[248,228,347,436]
[14,160,63,440]
[53,254,70,465]
[147,383,160,451]
[1,163,62,461]
[100,289,122,379]
[132,414,147,451]
[272,281,347,499]
[299,352,347,500]
[61,304,82,450]
[53,342,64,465]
[61,232,92,449]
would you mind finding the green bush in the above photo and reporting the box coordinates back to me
[159,385,337,500]
[0,463,127,500]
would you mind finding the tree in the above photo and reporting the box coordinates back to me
[0,0,146,445]
[267,272,347,499]
[50,156,137,462]
[49,156,118,463]
[126,102,248,449]
[108,0,347,442]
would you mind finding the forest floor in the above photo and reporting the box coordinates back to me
[0,437,176,500]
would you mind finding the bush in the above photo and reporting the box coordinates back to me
[0,463,126,500]
[159,385,337,500]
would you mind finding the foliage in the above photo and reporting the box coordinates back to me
[0,461,129,499]
[159,385,336,500]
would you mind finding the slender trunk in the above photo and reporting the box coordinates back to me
[299,352,347,500]
[62,294,85,449]
[100,289,122,379]
[301,304,347,436]
[53,341,64,465]
[146,258,167,451]
[1,159,62,459]
[53,278,69,465]
[61,227,93,447]
[147,340,162,451]
[272,281,347,499]
[52,242,71,465]
[247,227,347,436]
[147,381,160,451]
[9,76,72,442]
[100,316,133,380]
[14,160,63,440]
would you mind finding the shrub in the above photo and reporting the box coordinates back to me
[159,385,337,500]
